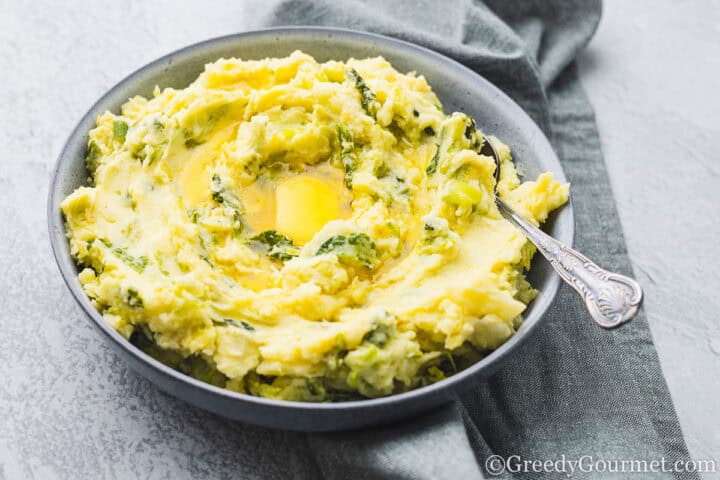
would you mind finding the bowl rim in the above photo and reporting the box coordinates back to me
[48,26,574,414]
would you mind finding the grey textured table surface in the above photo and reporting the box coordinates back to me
[1,1,717,478]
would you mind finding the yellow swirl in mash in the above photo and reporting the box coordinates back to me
[61,51,568,401]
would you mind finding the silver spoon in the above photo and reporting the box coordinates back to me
[480,140,643,328]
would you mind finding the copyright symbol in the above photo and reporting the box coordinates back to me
[486,455,506,476]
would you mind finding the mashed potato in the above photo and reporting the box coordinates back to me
[61,51,568,401]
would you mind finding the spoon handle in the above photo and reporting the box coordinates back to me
[496,198,643,328]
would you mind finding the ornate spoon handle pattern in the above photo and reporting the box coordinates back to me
[497,198,643,328]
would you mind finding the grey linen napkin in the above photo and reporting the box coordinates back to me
[243,0,697,478]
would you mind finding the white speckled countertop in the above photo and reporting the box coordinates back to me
[1,1,717,478]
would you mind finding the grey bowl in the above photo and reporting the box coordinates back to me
[48,27,574,432]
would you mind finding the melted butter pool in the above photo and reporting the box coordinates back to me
[240,164,351,245]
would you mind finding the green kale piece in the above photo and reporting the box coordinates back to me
[213,318,256,331]
[99,239,148,273]
[210,174,245,236]
[346,68,376,117]
[316,233,378,269]
[251,230,300,261]
[362,323,390,347]
[427,113,481,175]
[335,124,358,188]
[426,125,444,174]
[123,288,144,309]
